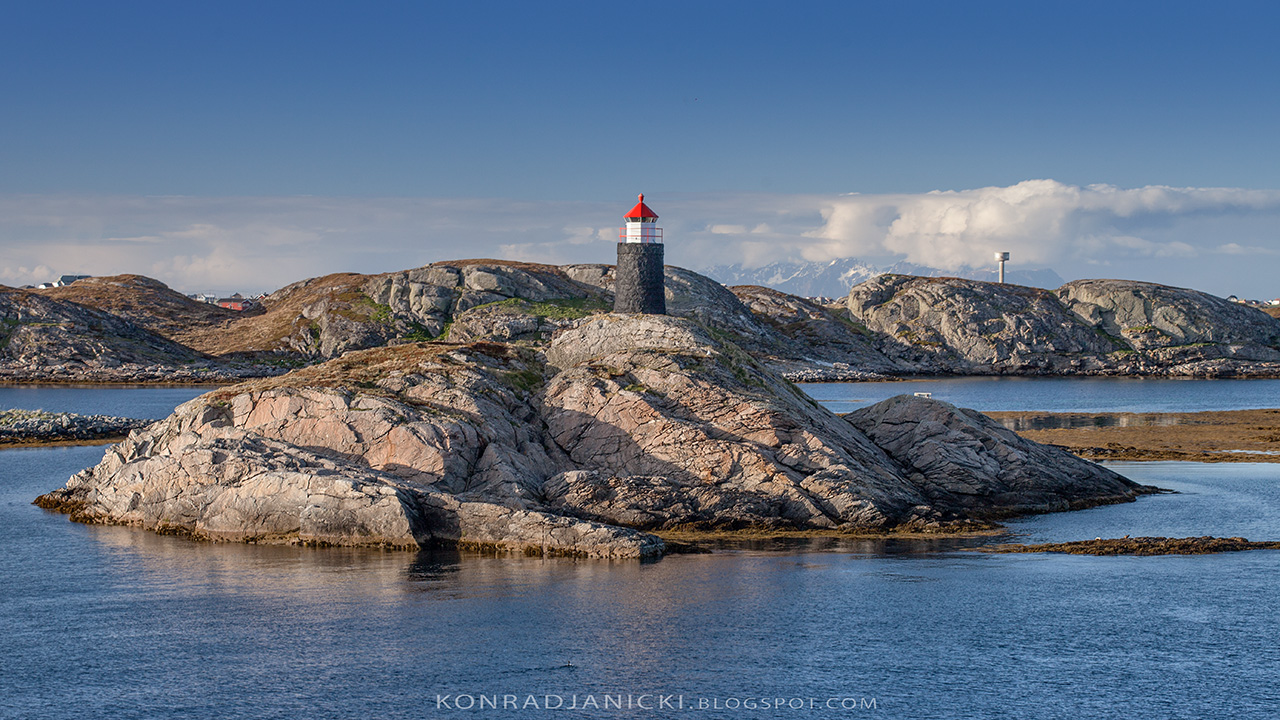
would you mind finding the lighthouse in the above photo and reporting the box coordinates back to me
[613,193,666,314]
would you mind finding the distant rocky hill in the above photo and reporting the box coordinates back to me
[37,315,1147,556]
[847,275,1280,376]
[1,285,198,374]
[702,258,1064,297]
[6,263,1280,382]
[173,261,608,359]
[0,285,277,383]
[36,274,239,346]
[728,285,900,378]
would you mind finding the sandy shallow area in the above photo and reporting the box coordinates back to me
[987,408,1280,462]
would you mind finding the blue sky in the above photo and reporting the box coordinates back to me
[3,1,1280,297]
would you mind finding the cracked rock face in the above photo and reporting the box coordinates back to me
[1058,279,1280,360]
[847,275,1118,373]
[847,395,1138,515]
[363,261,607,347]
[540,316,925,530]
[730,284,900,378]
[847,274,1280,376]
[37,316,1147,557]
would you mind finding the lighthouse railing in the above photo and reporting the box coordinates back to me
[618,227,663,243]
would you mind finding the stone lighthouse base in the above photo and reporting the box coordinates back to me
[614,243,666,314]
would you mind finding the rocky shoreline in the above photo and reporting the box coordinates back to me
[777,363,897,383]
[34,315,1156,558]
[1,409,153,447]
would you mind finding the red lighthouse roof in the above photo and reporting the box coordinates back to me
[624,193,658,220]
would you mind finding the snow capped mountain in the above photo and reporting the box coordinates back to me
[700,258,1064,298]
[699,258,883,298]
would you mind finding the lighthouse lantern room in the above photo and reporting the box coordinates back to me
[619,193,663,243]
[613,193,667,315]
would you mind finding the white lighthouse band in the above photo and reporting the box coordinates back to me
[620,221,663,244]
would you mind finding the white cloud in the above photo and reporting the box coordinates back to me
[561,226,608,246]
[1215,242,1280,256]
[1,265,54,286]
[709,224,747,235]
[3,182,1280,298]
[803,180,1280,270]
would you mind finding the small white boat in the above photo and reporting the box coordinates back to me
[913,392,933,398]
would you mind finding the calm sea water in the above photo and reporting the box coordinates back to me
[0,384,211,419]
[3,385,1279,719]
[806,376,1280,414]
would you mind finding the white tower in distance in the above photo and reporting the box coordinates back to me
[995,252,1010,284]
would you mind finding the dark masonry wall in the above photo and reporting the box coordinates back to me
[614,242,666,314]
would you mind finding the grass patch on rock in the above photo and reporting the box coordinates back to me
[475,297,609,321]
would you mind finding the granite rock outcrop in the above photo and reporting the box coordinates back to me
[1058,279,1280,368]
[34,274,240,347]
[847,395,1140,516]
[730,285,900,379]
[847,275,1280,376]
[38,315,1148,557]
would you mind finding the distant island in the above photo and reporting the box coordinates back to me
[3,260,1280,383]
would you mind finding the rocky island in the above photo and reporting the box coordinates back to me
[36,314,1152,558]
[7,261,1280,384]
[0,409,152,447]
[986,536,1280,556]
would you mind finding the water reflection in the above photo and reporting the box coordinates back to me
[0,384,212,419]
[8,448,1280,718]
[672,534,999,555]
[80,522,425,601]
[994,412,1187,431]
[404,548,464,582]
[804,375,1280,413]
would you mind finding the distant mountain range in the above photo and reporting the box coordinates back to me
[700,258,1065,298]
